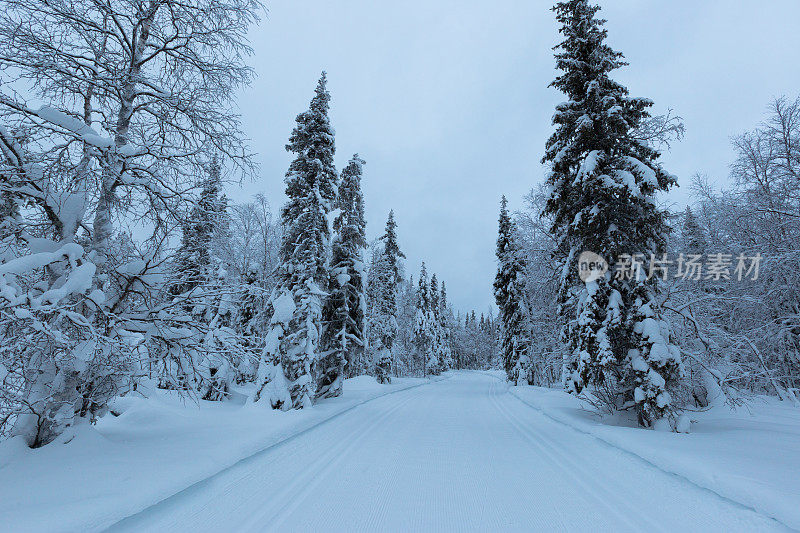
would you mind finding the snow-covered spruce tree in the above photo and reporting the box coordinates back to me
[493,196,531,385]
[439,282,448,320]
[429,273,441,373]
[428,273,452,373]
[256,73,337,410]
[437,282,454,370]
[485,311,503,370]
[233,268,266,383]
[366,251,395,383]
[451,309,468,370]
[392,273,418,376]
[197,265,239,401]
[365,211,406,382]
[319,154,367,398]
[159,157,240,399]
[459,311,475,368]
[252,290,292,409]
[414,263,438,376]
[543,0,684,427]
[430,274,440,314]
[681,206,707,257]
[171,157,227,296]
[379,210,405,378]
[383,210,405,288]
[362,243,381,377]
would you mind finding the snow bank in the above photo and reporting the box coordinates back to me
[496,375,800,530]
[0,375,445,532]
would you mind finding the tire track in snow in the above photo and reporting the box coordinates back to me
[147,383,428,533]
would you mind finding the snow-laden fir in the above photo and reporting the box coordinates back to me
[542,0,683,428]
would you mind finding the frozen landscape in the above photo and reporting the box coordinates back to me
[2,372,798,531]
[1,0,799,531]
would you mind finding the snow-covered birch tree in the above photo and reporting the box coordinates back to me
[0,0,261,444]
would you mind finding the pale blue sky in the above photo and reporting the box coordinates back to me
[232,0,800,314]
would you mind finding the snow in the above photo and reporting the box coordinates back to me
[577,149,601,181]
[0,242,84,276]
[270,290,295,325]
[33,106,113,149]
[39,262,95,305]
[622,155,658,188]
[0,242,93,306]
[0,375,442,532]
[54,187,89,238]
[335,272,350,287]
[504,375,800,530]
[675,413,692,434]
[262,326,283,355]
[0,372,794,531]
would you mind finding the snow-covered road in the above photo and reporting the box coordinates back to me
[108,373,786,532]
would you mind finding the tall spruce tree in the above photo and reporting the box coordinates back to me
[414,263,438,375]
[429,273,443,373]
[682,206,707,256]
[235,268,267,383]
[430,274,440,314]
[320,154,367,398]
[166,156,235,395]
[367,211,406,382]
[256,72,337,409]
[543,1,684,427]
[383,210,405,286]
[440,282,448,317]
[172,156,226,296]
[438,282,454,370]
[493,196,530,384]
[366,250,393,382]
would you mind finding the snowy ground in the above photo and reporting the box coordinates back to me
[504,373,800,531]
[0,375,441,532]
[1,372,798,532]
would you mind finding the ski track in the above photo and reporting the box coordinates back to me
[106,372,788,532]
[483,371,796,530]
[486,378,661,532]
[251,390,421,531]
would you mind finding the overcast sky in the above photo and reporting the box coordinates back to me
[231,0,800,315]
